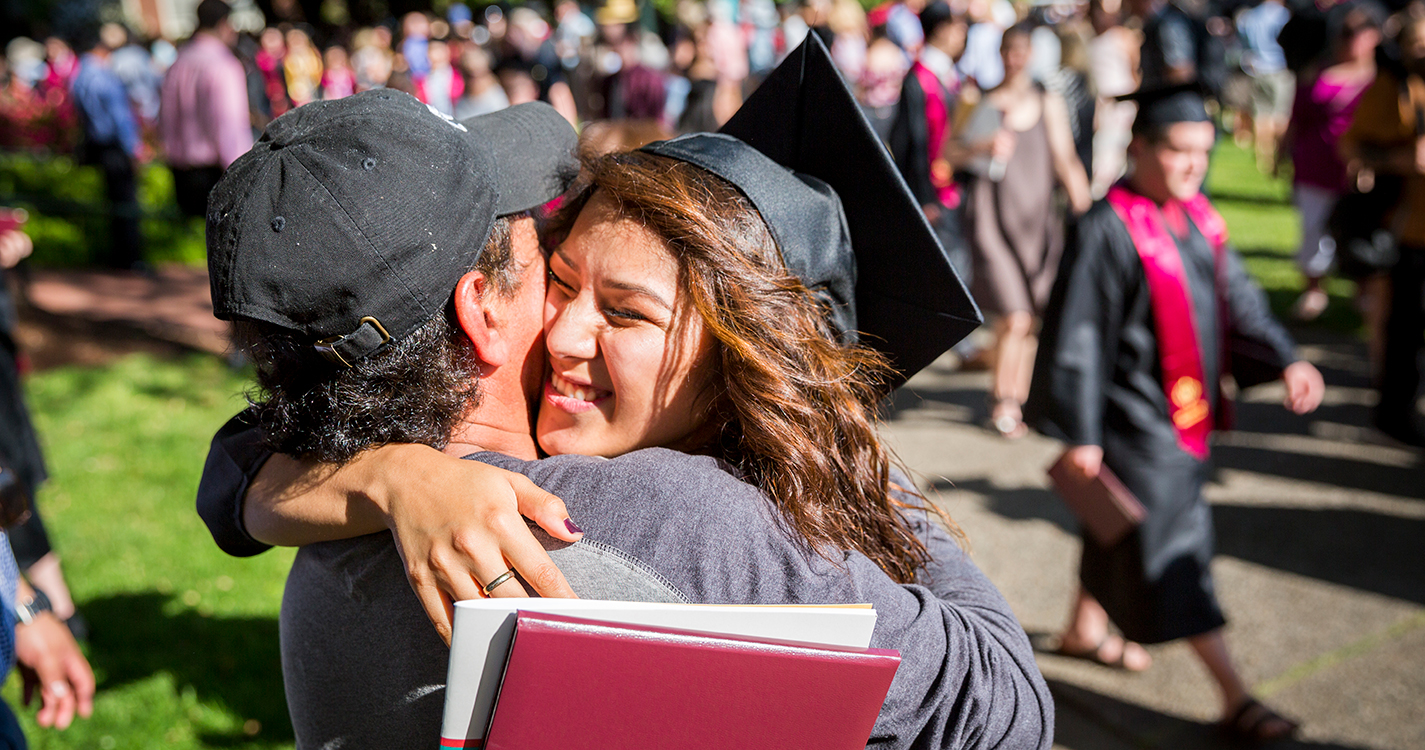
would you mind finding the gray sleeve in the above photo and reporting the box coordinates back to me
[502,449,1054,750]
[1221,245,1299,389]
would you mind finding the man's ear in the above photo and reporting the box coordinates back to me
[453,270,511,367]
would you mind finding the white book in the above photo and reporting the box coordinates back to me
[439,598,878,747]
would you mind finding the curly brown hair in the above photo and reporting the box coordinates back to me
[552,150,957,584]
[235,215,521,463]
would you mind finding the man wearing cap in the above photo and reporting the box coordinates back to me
[199,45,1051,750]
[1027,84,1323,743]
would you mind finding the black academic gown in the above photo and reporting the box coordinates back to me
[1026,196,1297,644]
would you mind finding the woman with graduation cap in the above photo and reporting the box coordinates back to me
[1027,83,1324,744]
[198,36,1054,749]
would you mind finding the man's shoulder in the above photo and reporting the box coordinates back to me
[473,448,766,517]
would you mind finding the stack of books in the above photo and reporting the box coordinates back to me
[440,599,900,749]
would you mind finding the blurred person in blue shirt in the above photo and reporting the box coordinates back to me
[70,27,144,270]
[1238,0,1294,171]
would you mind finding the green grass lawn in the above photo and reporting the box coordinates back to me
[0,141,1330,748]
[0,153,207,268]
[10,355,295,748]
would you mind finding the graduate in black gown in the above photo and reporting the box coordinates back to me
[1026,84,1325,744]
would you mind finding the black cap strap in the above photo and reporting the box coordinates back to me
[313,317,392,367]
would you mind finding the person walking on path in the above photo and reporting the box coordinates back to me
[952,23,1091,438]
[1088,0,1140,197]
[1027,83,1325,745]
[71,27,144,270]
[159,0,254,220]
[1283,2,1380,323]
[1238,0,1294,172]
[1337,15,1425,447]
[1131,0,1197,90]
[890,2,972,288]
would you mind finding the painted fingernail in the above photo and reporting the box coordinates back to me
[565,518,584,535]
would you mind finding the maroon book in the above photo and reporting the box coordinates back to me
[482,611,901,750]
[1047,451,1147,547]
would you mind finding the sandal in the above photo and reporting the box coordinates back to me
[1052,633,1152,672]
[988,397,1028,439]
[1219,698,1299,745]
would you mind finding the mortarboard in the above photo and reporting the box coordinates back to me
[1121,83,1211,136]
[641,34,982,391]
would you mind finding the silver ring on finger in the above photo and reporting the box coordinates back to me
[482,568,517,596]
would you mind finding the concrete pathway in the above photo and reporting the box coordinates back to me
[885,330,1424,750]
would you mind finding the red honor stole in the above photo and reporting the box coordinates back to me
[1106,185,1228,460]
[913,62,961,209]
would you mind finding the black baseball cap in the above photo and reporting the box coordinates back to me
[646,34,981,391]
[207,91,577,367]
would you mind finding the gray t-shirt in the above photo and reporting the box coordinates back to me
[277,447,1053,750]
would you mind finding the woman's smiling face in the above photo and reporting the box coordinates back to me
[536,192,719,458]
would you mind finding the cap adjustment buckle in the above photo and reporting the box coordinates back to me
[314,316,391,367]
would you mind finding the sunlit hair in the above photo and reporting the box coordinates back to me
[549,150,960,584]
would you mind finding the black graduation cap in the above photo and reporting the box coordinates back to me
[641,34,981,391]
[1120,82,1211,136]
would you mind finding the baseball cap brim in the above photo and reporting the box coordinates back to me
[462,102,578,216]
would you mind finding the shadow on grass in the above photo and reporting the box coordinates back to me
[1049,679,1369,749]
[82,592,292,746]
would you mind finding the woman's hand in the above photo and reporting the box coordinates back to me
[370,447,585,644]
[990,129,1017,162]
[244,444,584,645]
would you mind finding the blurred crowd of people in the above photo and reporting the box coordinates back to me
[5,0,1419,402]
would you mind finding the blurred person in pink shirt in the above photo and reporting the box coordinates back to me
[159,0,253,219]
[320,45,356,100]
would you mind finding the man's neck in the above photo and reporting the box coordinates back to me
[442,377,540,460]
[444,421,538,460]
